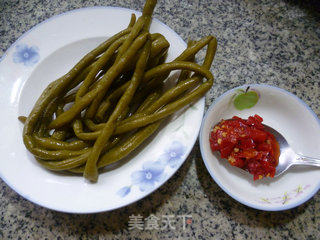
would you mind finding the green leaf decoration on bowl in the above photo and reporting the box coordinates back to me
[233,87,259,110]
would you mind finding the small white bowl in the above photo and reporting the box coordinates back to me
[199,84,320,211]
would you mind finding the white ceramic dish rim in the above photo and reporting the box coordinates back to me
[0,6,205,213]
[1,5,175,62]
[199,83,320,211]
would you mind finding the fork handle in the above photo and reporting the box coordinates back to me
[294,154,320,167]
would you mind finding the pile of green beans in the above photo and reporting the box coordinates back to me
[21,0,217,182]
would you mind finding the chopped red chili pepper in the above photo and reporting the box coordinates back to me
[209,115,279,180]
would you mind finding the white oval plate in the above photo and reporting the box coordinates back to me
[199,84,320,211]
[0,7,204,213]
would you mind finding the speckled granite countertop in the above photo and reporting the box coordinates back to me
[1,0,319,239]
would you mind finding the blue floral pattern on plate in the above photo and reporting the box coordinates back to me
[117,186,131,198]
[131,161,165,192]
[13,44,40,66]
[160,141,186,168]
[117,141,186,198]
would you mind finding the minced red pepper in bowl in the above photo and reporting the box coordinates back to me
[209,115,279,180]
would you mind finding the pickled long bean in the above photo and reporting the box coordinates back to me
[20,0,217,182]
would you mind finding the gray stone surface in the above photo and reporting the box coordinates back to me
[0,0,319,239]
